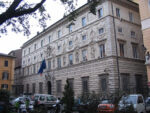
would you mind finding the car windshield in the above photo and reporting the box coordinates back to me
[34,96,39,100]
[119,95,137,104]
[101,100,112,104]
[47,96,57,101]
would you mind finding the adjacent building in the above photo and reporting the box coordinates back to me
[9,49,24,96]
[132,0,150,92]
[21,0,147,97]
[0,53,15,92]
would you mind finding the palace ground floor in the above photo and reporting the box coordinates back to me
[17,56,148,97]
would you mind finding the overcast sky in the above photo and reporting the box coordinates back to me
[0,0,87,54]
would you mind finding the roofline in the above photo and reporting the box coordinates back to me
[22,2,89,48]
[22,0,139,48]
[0,54,16,58]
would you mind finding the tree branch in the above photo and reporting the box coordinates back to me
[0,0,46,25]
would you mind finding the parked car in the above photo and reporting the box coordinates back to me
[118,94,146,113]
[33,94,57,108]
[145,97,150,112]
[97,100,116,113]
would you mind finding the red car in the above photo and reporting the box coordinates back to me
[97,100,116,113]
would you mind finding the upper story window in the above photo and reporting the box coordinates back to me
[118,27,123,33]
[48,61,51,70]
[82,35,86,41]
[49,36,51,43]
[24,50,26,56]
[132,44,138,59]
[58,46,61,51]
[41,40,43,47]
[129,12,133,22]
[34,44,37,50]
[116,8,120,18]
[57,57,61,68]
[82,17,86,27]
[69,54,73,65]
[99,28,104,35]
[28,48,30,54]
[131,31,135,38]
[58,30,61,38]
[98,8,103,18]
[82,49,87,61]
[2,72,9,80]
[69,41,73,46]
[4,60,8,67]
[69,24,73,33]
[99,44,105,58]
[119,43,124,57]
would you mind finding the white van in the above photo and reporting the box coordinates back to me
[118,94,146,113]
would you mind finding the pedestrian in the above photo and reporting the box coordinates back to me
[56,97,61,113]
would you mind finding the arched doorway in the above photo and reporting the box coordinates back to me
[47,81,52,94]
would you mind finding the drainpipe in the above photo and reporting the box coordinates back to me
[111,1,121,91]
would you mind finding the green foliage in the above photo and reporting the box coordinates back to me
[89,0,99,15]
[79,91,100,113]
[0,89,10,102]
[62,79,74,113]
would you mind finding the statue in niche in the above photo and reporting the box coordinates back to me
[91,46,95,59]
[90,30,95,43]
[75,51,79,62]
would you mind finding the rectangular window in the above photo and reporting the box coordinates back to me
[58,46,61,51]
[56,80,62,93]
[4,60,8,67]
[98,8,103,18]
[49,36,51,43]
[82,77,89,94]
[26,84,29,93]
[99,28,104,35]
[1,84,8,89]
[99,44,105,58]
[32,83,36,94]
[118,27,122,33]
[33,64,36,73]
[68,79,74,90]
[135,75,143,93]
[82,49,87,61]
[39,82,43,94]
[48,61,51,70]
[119,43,124,57]
[99,74,108,92]
[57,57,61,68]
[41,40,43,47]
[131,31,135,38]
[69,54,73,65]
[58,30,61,38]
[24,50,26,56]
[28,48,30,54]
[129,12,133,22]
[34,44,37,50]
[2,72,9,80]
[69,24,72,33]
[82,17,86,27]
[116,8,120,18]
[132,44,138,58]
[121,73,130,93]
[82,35,86,41]
[69,41,72,46]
